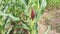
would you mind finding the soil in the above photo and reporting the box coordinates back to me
[38,7,60,34]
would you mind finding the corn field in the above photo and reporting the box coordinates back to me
[0,0,60,34]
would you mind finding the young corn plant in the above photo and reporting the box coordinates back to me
[0,0,51,34]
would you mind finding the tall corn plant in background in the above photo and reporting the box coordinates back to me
[0,0,50,34]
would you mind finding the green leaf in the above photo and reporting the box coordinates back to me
[22,23,30,30]
[34,23,38,34]
[20,0,27,6]
[0,11,7,16]
[8,14,20,21]
[39,0,42,5]
[24,0,29,5]
[7,27,13,34]
[4,18,10,29]
[2,1,13,13]
[40,0,47,9]
[0,11,20,22]
[0,25,3,32]
[35,0,47,22]
[24,7,29,17]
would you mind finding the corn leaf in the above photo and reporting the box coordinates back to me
[35,0,47,22]
[22,23,30,30]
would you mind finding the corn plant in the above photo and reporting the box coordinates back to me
[0,0,51,34]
